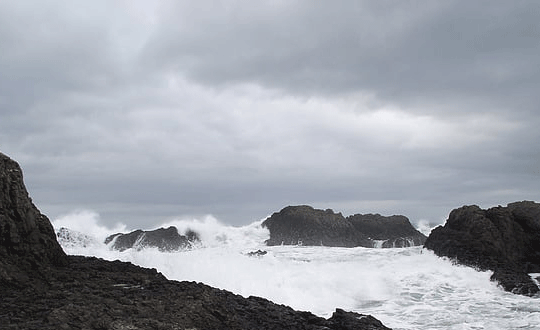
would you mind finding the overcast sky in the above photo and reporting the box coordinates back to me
[1,0,539,230]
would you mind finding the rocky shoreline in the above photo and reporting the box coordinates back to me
[0,152,391,329]
[1,255,390,330]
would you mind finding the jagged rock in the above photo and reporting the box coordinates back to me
[56,227,98,248]
[0,152,67,287]
[424,201,540,296]
[262,205,425,248]
[347,214,426,248]
[0,152,391,329]
[105,226,200,252]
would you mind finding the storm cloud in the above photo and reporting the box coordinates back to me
[1,0,539,229]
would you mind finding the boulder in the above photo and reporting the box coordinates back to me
[424,202,540,296]
[105,226,200,252]
[262,205,425,248]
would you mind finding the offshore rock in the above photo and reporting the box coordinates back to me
[262,205,425,248]
[424,202,540,296]
[0,152,392,329]
[347,213,427,248]
[262,206,367,247]
[105,226,200,252]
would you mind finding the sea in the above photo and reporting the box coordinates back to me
[52,212,540,330]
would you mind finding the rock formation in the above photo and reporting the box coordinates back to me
[262,205,426,248]
[348,213,427,248]
[0,152,391,329]
[424,202,540,296]
[105,226,200,252]
[0,152,67,288]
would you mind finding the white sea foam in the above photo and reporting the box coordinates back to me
[52,211,540,330]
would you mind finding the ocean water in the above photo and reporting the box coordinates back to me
[52,212,540,330]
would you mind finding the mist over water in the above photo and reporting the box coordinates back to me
[53,211,540,330]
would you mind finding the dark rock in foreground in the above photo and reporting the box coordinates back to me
[262,205,426,248]
[105,226,200,252]
[424,202,540,296]
[1,256,391,330]
[0,152,68,288]
[0,152,391,329]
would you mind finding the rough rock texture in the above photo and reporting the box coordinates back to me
[0,152,391,329]
[0,152,67,287]
[262,205,425,248]
[424,202,540,296]
[1,256,392,330]
[105,226,200,252]
[347,214,426,248]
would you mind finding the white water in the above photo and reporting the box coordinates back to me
[53,212,540,330]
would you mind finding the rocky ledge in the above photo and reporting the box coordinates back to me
[0,152,391,329]
[262,205,426,248]
[424,202,540,296]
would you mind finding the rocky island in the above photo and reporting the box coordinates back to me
[262,205,426,248]
[424,202,540,296]
[0,152,391,329]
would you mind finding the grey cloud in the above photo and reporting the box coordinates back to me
[140,1,540,115]
[0,0,538,228]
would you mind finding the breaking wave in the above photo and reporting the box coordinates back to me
[52,210,540,330]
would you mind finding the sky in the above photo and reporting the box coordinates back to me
[1,0,539,230]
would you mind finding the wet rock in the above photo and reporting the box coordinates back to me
[424,202,540,296]
[262,205,425,248]
[105,226,200,252]
[347,214,426,248]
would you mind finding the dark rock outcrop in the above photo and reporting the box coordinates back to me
[105,226,200,252]
[0,152,391,329]
[262,206,368,247]
[424,202,540,296]
[262,205,426,248]
[347,214,427,248]
[0,152,67,287]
